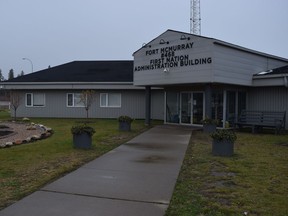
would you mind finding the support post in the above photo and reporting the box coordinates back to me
[145,86,151,125]
[205,84,212,118]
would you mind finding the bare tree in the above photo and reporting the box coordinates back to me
[10,91,22,120]
[80,90,96,118]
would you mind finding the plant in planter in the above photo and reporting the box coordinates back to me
[202,116,218,133]
[118,115,133,131]
[210,129,237,156]
[71,124,95,149]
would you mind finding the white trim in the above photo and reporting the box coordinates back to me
[223,90,227,128]
[100,93,121,108]
[25,93,45,107]
[66,93,85,107]
[3,82,134,85]
[1,83,163,90]
[164,91,167,124]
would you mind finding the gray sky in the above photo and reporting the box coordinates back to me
[1,0,288,78]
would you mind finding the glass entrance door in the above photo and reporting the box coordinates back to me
[192,93,204,124]
[180,92,204,125]
[181,93,192,124]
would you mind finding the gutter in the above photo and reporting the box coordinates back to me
[1,81,134,85]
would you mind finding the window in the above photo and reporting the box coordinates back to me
[67,93,85,107]
[100,93,121,107]
[26,93,45,107]
[166,92,180,123]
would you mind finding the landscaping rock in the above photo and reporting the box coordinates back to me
[5,142,13,147]
[31,135,41,140]
[14,139,22,145]
[27,125,37,130]
[25,137,31,142]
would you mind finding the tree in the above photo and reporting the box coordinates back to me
[17,71,25,77]
[10,90,22,120]
[8,69,14,80]
[80,90,96,119]
[0,69,4,81]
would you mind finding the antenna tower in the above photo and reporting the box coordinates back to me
[190,0,201,35]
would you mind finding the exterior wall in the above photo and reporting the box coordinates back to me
[252,75,287,87]
[247,87,288,128]
[134,31,214,86]
[133,30,288,87]
[151,90,165,120]
[213,44,288,86]
[11,90,164,120]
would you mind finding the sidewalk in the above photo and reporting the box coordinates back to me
[0,125,192,216]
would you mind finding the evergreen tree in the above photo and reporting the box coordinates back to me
[0,69,4,81]
[8,69,14,80]
[17,70,25,77]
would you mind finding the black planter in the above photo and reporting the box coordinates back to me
[203,124,217,133]
[212,139,234,157]
[73,133,92,149]
[119,121,131,131]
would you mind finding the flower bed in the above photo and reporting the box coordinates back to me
[0,122,53,148]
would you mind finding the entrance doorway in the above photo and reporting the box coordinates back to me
[166,91,204,125]
[180,92,204,125]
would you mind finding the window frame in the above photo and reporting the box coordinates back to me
[26,93,46,107]
[100,93,121,108]
[67,93,85,107]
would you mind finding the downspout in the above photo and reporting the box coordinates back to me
[284,76,288,88]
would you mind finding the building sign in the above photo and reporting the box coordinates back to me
[134,42,212,72]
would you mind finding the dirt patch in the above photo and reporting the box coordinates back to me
[124,142,172,150]
[211,171,236,177]
[0,130,14,137]
[275,142,288,147]
[134,155,174,163]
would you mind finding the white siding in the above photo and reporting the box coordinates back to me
[151,90,165,120]
[134,30,288,87]
[247,87,288,128]
[11,90,164,120]
[213,44,288,86]
[134,31,214,86]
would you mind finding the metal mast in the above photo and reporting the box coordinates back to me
[190,0,201,35]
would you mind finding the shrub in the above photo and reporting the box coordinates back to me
[118,115,133,123]
[210,129,237,142]
[71,125,96,136]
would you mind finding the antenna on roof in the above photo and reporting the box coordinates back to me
[190,0,201,35]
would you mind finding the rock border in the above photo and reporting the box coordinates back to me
[0,123,53,148]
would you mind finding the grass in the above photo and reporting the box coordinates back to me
[166,130,288,216]
[1,109,287,215]
[0,111,155,210]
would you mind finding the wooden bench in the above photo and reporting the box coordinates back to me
[235,110,286,134]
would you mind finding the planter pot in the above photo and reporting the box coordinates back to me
[73,133,92,149]
[212,139,234,157]
[203,124,217,133]
[119,121,131,131]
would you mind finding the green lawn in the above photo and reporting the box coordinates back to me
[0,111,153,209]
[166,130,288,216]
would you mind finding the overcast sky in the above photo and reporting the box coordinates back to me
[1,0,287,78]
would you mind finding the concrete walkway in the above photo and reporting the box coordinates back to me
[0,125,192,216]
